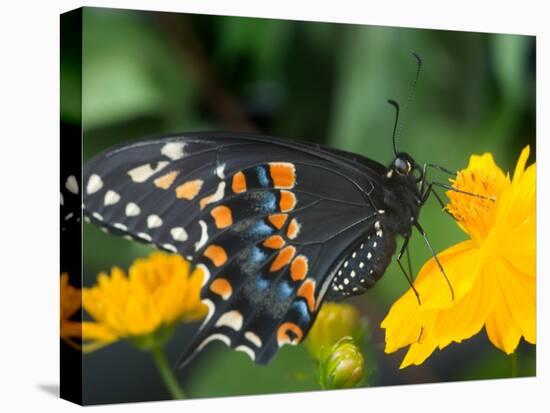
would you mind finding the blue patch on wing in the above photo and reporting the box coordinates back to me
[258,192,277,213]
[256,166,270,187]
[291,300,311,324]
[277,281,294,299]
[256,278,269,291]
[249,220,273,238]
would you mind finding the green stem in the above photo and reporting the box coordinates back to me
[150,346,186,399]
[509,351,518,378]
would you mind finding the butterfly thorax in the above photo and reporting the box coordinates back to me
[381,168,422,238]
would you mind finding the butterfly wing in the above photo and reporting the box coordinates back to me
[83,132,386,365]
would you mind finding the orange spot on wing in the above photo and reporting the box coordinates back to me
[279,190,296,212]
[269,162,296,189]
[270,246,296,272]
[232,171,247,194]
[290,255,308,281]
[268,214,288,229]
[263,235,286,249]
[175,179,203,200]
[154,170,179,189]
[297,279,316,312]
[209,278,232,300]
[286,218,300,239]
[203,245,228,267]
[277,322,303,346]
[210,206,233,229]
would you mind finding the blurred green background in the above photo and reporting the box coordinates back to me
[61,7,536,404]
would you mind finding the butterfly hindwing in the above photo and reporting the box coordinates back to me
[83,133,385,365]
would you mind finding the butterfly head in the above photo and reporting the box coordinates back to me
[391,152,423,183]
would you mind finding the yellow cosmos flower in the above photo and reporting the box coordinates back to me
[381,146,535,368]
[60,273,82,347]
[81,252,207,351]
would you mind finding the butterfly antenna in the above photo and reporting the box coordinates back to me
[395,52,423,149]
[387,99,400,156]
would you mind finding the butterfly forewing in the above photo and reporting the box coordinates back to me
[83,133,385,365]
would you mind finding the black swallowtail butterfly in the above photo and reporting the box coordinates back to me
[81,54,455,367]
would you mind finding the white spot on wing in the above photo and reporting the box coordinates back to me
[215,310,243,331]
[200,298,215,328]
[65,175,79,194]
[235,345,255,361]
[194,220,208,251]
[197,333,230,352]
[202,182,226,208]
[161,142,186,160]
[147,214,163,229]
[113,223,127,231]
[64,212,73,221]
[170,227,188,242]
[137,232,152,242]
[244,331,263,348]
[104,190,120,206]
[127,162,169,183]
[86,174,103,195]
[125,202,140,217]
[92,212,103,221]
[197,263,211,287]
[215,163,226,179]
[162,243,177,252]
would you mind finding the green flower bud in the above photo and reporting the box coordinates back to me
[319,337,365,390]
[305,302,363,361]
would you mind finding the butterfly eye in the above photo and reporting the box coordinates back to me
[393,157,411,175]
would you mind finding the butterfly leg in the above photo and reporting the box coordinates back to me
[431,181,496,201]
[420,181,456,220]
[420,164,449,207]
[414,222,455,301]
[395,236,421,305]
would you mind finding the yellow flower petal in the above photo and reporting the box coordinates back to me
[414,241,480,309]
[485,296,522,354]
[60,273,81,321]
[81,321,119,343]
[431,261,497,348]
[494,259,536,343]
[382,286,433,353]
[399,332,438,369]
[511,145,530,185]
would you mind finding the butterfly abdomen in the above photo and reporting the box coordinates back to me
[327,218,397,300]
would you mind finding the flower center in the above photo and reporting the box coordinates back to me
[446,168,504,242]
